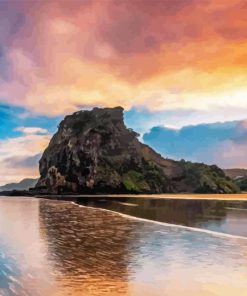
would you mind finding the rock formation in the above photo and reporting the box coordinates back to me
[36,107,239,194]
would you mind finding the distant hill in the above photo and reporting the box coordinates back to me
[224,169,247,191]
[224,169,247,179]
[0,178,38,191]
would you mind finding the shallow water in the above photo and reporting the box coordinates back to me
[0,196,247,296]
[77,196,247,238]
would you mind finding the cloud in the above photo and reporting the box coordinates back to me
[1,0,247,116]
[143,119,247,168]
[3,153,42,169]
[0,132,50,185]
[124,106,247,134]
[15,126,49,135]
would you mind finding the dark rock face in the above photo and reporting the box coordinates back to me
[36,107,239,194]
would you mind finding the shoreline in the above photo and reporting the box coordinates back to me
[71,202,247,241]
[35,193,247,201]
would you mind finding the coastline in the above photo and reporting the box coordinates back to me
[35,193,247,201]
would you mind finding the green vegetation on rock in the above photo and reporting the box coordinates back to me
[178,161,240,193]
[122,170,150,193]
[122,160,167,193]
[235,177,247,192]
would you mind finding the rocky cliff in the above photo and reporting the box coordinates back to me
[36,107,239,194]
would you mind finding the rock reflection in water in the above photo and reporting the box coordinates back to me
[39,200,144,295]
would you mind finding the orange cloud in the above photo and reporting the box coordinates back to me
[1,0,247,115]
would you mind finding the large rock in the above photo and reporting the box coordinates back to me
[36,107,239,194]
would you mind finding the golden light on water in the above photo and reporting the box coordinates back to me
[0,197,247,295]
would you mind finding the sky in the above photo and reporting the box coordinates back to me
[1,0,247,185]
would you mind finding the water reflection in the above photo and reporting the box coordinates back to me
[77,197,247,237]
[39,200,143,295]
[0,197,55,296]
[0,197,247,295]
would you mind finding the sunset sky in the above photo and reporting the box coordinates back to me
[1,0,247,185]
